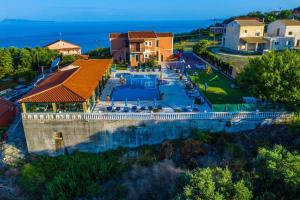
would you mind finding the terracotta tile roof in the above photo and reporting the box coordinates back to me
[128,31,157,39]
[279,19,300,26]
[0,98,15,117]
[19,59,112,103]
[156,32,174,37]
[235,19,264,26]
[109,33,128,39]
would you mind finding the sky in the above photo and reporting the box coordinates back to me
[0,0,299,21]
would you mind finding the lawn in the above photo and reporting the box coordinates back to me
[190,70,249,104]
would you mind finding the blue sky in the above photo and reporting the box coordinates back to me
[0,0,299,21]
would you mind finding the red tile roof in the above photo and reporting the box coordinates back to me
[109,33,128,39]
[128,31,157,39]
[0,98,16,127]
[0,98,16,118]
[19,59,112,103]
[156,32,173,37]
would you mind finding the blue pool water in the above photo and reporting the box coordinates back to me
[112,74,160,101]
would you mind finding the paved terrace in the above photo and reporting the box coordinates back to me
[94,64,211,113]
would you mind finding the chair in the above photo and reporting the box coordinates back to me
[115,107,121,111]
[124,107,129,112]
[141,106,146,111]
[132,106,137,112]
[157,105,162,110]
[148,106,153,111]
[107,106,113,112]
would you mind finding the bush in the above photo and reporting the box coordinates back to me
[88,47,111,59]
[19,151,131,200]
[193,45,234,76]
[60,55,77,66]
[176,167,253,200]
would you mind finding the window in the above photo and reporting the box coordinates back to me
[276,28,280,36]
[144,54,150,59]
[274,42,279,46]
[144,41,152,47]
[288,31,293,36]
[135,54,140,62]
[287,41,292,46]
[156,40,159,47]
[244,30,248,33]
[255,32,260,36]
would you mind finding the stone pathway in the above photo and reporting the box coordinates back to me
[0,113,28,168]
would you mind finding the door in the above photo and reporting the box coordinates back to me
[161,55,164,62]
[297,40,300,47]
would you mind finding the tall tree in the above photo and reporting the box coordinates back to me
[177,167,252,200]
[0,49,14,79]
[237,50,300,108]
[254,145,300,199]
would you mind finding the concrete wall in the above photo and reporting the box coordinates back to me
[22,118,282,156]
[224,21,241,50]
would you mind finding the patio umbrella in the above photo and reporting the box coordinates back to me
[137,98,140,107]
[191,100,194,109]
[111,98,114,107]
[153,98,157,107]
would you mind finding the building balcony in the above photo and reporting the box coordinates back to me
[130,47,145,52]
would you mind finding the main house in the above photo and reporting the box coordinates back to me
[19,59,112,113]
[109,31,173,66]
[223,18,267,52]
[46,40,82,55]
[266,19,300,50]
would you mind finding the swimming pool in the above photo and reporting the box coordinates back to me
[112,74,160,101]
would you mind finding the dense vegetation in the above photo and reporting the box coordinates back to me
[238,50,300,109]
[88,47,111,59]
[0,47,58,82]
[223,9,297,24]
[15,122,300,199]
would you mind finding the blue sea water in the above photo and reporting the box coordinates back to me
[0,20,220,52]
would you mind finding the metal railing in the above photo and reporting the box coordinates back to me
[22,112,293,121]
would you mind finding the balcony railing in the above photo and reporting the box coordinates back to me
[130,47,145,52]
[22,112,293,121]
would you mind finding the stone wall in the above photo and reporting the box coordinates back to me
[22,117,282,155]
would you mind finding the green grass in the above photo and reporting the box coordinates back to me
[190,70,249,104]
[115,64,128,70]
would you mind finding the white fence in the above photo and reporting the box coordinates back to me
[22,112,293,121]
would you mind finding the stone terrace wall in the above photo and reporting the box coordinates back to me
[22,117,287,155]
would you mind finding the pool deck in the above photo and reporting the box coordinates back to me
[94,65,211,113]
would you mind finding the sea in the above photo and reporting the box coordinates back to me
[0,20,222,53]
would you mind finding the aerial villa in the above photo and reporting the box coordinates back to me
[109,31,174,66]
[45,39,82,55]
[19,59,112,113]
[223,18,267,52]
[223,18,300,52]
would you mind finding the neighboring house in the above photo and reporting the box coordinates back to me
[223,18,267,52]
[210,26,226,35]
[46,40,82,55]
[293,10,300,19]
[19,59,112,113]
[0,98,17,128]
[109,31,173,66]
[266,19,300,50]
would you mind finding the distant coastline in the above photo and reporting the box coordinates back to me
[1,19,56,23]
